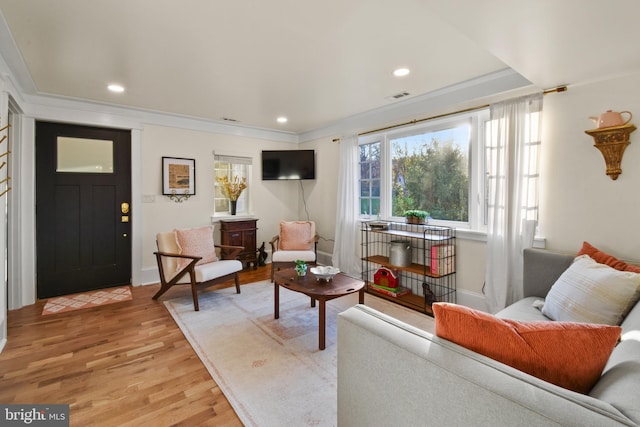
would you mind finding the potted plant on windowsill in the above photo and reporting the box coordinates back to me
[404,209,429,225]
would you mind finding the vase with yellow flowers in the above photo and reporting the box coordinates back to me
[217,175,247,215]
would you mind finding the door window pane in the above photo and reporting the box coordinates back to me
[57,137,114,173]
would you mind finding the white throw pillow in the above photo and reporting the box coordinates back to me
[542,255,640,325]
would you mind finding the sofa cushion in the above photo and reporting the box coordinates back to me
[604,339,640,373]
[279,221,315,250]
[589,361,640,424]
[175,226,219,271]
[621,299,640,335]
[541,255,640,325]
[578,241,640,274]
[433,302,622,394]
[495,297,551,322]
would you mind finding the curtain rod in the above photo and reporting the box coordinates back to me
[357,85,567,137]
[358,104,487,137]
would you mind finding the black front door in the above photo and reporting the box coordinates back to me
[35,121,132,298]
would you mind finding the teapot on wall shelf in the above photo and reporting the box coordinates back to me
[584,110,636,180]
[589,110,633,129]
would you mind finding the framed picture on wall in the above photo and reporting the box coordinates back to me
[162,157,196,196]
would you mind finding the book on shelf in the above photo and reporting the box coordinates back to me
[368,283,412,298]
[430,244,455,276]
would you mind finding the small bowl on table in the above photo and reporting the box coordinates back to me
[310,266,340,281]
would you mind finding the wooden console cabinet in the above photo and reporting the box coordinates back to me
[220,218,258,270]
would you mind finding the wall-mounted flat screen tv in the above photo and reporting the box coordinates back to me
[261,149,316,180]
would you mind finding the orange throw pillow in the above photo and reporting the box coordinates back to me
[175,226,219,271]
[578,241,640,274]
[279,221,314,250]
[433,303,621,394]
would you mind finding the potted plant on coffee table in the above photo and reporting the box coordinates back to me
[294,260,308,276]
[404,209,429,225]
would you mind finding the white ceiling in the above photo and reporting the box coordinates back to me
[1,0,639,134]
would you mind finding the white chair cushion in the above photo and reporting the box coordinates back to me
[158,229,239,284]
[176,259,243,284]
[272,250,316,263]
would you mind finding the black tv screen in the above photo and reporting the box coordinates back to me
[261,150,315,180]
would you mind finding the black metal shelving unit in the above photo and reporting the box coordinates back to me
[361,220,456,315]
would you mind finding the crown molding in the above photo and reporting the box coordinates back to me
[21,92,299,142]
[297,68,533,143]
[0,11,37,95]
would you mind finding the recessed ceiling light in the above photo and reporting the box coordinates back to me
[393,68,410,77]
[277,117,288,124]
[107,84,125,93]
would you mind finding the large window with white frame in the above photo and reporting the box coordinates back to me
[214,154,252,216]
[359,108,489,230]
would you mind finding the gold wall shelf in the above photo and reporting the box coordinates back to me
[585,123,636,180]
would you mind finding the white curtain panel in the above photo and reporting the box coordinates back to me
[332,135,361,277]
[485,92,543,313]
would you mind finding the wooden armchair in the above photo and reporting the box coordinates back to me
[270,220,319,282]
[153,226,244,311]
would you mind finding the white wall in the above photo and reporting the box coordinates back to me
[297,137,341,256]
[140,124,302,275]
[540,72,640,261]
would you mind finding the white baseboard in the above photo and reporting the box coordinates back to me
[138,267,160,286]
[456,289,488,312]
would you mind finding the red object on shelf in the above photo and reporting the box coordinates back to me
[374,267,399,288]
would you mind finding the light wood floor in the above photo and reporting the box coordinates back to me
[0,266,272,426]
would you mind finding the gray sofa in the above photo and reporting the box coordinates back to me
[337,248,640,426]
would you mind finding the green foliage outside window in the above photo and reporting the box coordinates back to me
[391,133,469,222]
[359,142,381,216]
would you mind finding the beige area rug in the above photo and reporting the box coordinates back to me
[164,280,434,427]
[42,286,132,315]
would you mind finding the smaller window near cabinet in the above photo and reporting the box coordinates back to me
[214,154,252,215]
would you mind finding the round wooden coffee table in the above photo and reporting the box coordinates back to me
[273,268,365,350]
